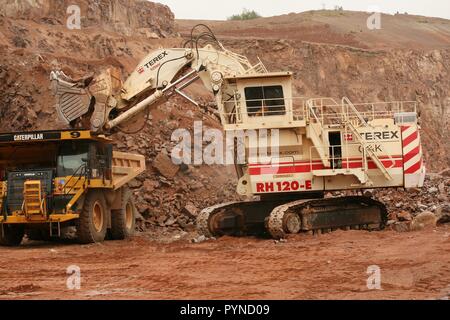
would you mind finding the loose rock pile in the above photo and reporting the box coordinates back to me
[374,170,450,232]
[112,102,241,234]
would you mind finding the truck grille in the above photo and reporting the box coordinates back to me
[6,169,53,213]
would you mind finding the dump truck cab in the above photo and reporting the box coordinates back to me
[0,130,145,246]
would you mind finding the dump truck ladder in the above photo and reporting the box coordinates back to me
[23,180,47,220]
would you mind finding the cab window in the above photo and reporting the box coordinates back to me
[245,85,286,117]
[57,142,88,177]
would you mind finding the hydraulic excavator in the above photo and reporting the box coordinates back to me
[49,25,426,239]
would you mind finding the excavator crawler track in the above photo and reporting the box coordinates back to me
[197,196,388,239]
[266,196,388,239]
[197,200,284,237]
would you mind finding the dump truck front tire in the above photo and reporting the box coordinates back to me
[110,187,136,240]
[0,225,25,246]
[77,190,108,244]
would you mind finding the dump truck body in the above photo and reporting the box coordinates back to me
[0,130,145,245]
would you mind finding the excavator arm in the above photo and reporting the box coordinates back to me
[50,26,266,133]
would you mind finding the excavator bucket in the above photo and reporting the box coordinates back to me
[50,71,93,124]
[50,68,123,131]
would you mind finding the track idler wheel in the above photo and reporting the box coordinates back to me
[197,202,246,237]
[283,212,302,234]
[266,203,303,239]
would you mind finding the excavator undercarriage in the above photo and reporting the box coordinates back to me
[197,196,387,239]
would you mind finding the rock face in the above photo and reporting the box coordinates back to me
[0,0,175,37]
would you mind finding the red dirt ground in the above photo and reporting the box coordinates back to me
[0,226,449,300]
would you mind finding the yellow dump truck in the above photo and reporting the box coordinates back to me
[0,130,145,246]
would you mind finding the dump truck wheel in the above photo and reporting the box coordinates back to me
[0,225,25,246]
[110,188,136,240]
[77,190,108,244]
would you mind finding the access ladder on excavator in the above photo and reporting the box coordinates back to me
[305,97,397,185]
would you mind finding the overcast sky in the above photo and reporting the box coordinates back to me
[155,0,450,20]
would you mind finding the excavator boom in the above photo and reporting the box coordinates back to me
[51,28,266,133]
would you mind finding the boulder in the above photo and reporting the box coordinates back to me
[153,152,179,179]
[391,222,411,233]
[436,205,450,224]
[411,211,437,231]
[387,212,398,221]
[183,202,199,218]
[428,187,438,194]
[143,180,158,193]
[397,211,413,222]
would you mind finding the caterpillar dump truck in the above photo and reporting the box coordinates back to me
[0,130,145,246]
[49,25,425,239]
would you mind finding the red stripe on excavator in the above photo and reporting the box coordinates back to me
[249,164,321,175]
[403,146,420,164]
[249,160,403,175]
[401,126,411,133]
[248,155,403,168]
[402,131,418,148]
[248,160,322,167]
[404,158,422,174]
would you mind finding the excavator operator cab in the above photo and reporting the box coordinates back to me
[220,72,299,130]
